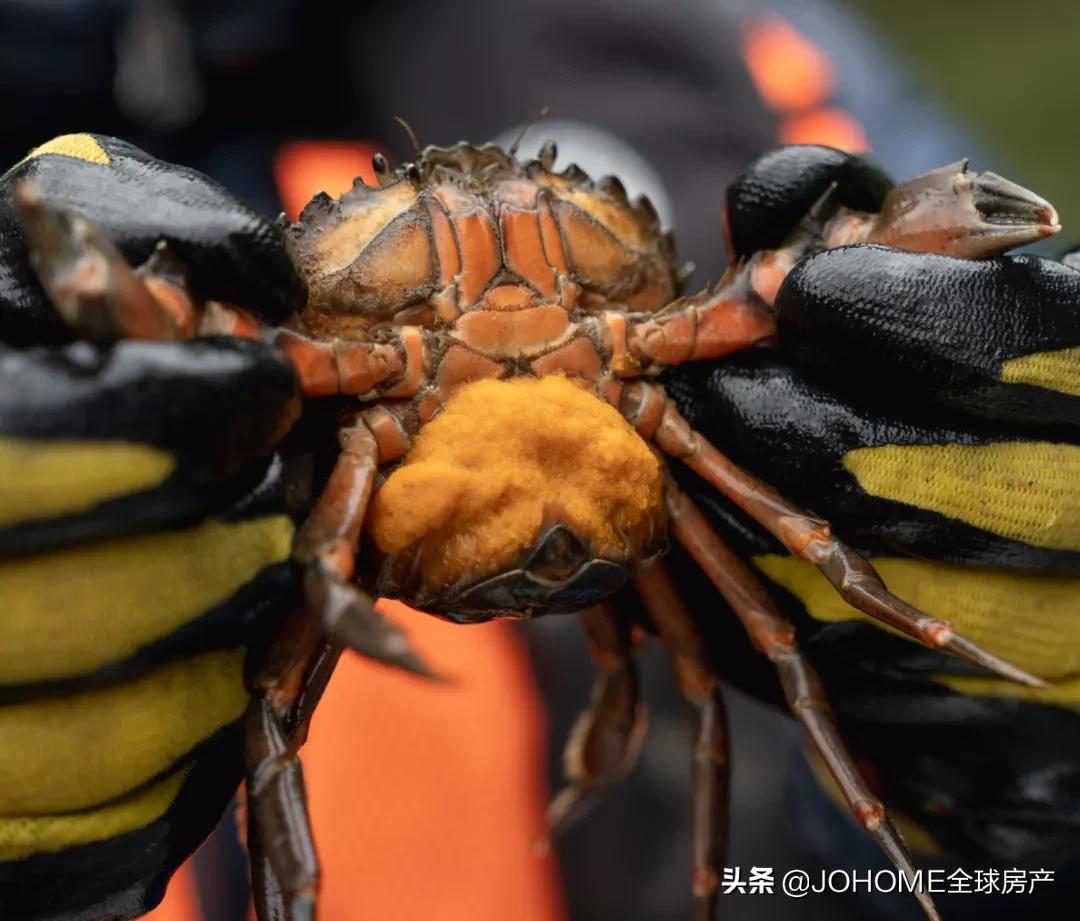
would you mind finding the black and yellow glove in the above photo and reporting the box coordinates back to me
[0,135,304,920]
[0,132,302,346]
[665,145,1080,864]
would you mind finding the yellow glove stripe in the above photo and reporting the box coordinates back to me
[11,134,111,171]
[0,436,175,528]
[754,554,1080,701]
[936,672,1080,707]
[0,648,246,813]
[843,442,1080,551]
[0,765,189,861]
[0,515,293,685]
[1000,345,1080,397]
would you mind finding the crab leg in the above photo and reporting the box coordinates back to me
[245,694,319,921]
[599,160,1062,378]
[295,416,431,676]
[270,326,426,399]
[286,638,345,745]
[622,381,1045,688]
[546,603,646,837]
[634,563,729,921]
[242,413,429,920]
[241,593,342,921]
[16,180,193,339]
[599,282,776,376]
[200,307,428,400]
[664,483,942,921]
[18,183,429,400]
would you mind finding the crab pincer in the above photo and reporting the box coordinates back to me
[726,149,1062,318]
[15,180,183,340]
[864,159,1060,257]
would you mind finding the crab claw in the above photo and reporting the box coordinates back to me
[15,179,179,340]
[868,159,1060,259]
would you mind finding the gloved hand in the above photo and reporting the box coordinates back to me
[0,134,304,920]
[664,144,1080,866]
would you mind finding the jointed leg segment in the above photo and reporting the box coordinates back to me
[598,280,777,377]
[295,418,432,678]
[664,484,943,921]
[547,603,646,836]
[624,381,1045,688]
[245,696,319,921]
[635,563,730,921]
[244,414,432,921]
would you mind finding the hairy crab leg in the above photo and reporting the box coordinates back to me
[634,562,730,921]
[245,694,319,921]
[243,413,428,920]
[596,284,777,377]
[545,603,647,839]
[621,381,1045,688]
[269,326,426,399]
[18,182,429,400]
[294,417,432,677]
[596,161,1061,378]
[665,484,942,921]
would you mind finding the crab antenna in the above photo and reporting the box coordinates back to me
[393,116,422,160]
[508,105,550,159]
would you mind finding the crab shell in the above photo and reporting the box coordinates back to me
[285,142,679,339]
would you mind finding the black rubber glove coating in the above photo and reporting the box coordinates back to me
[776,245,1080,429]
[0,135,306,345]
[724,145,893,258]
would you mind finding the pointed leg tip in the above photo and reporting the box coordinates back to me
[914,888,943,921]
[944,635,1046,688]
[402,655,454,684]
[316,577,447,682]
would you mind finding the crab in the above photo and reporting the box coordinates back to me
[14,139,1060,921]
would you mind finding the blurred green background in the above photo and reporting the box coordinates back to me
[855,0,1080,230]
